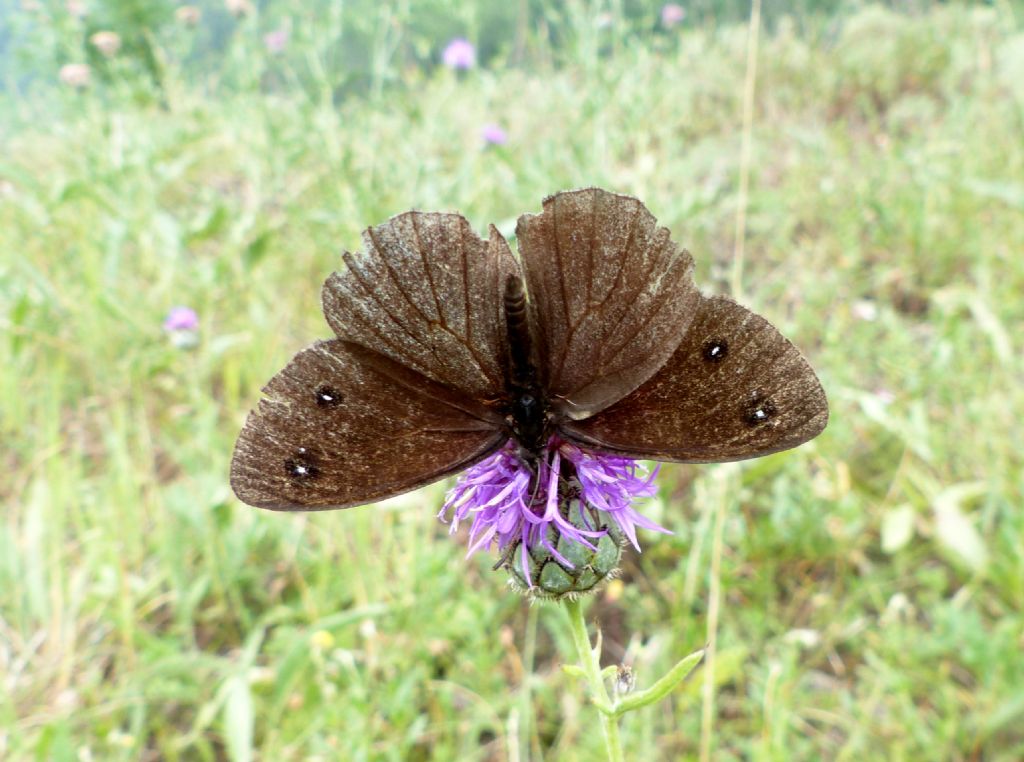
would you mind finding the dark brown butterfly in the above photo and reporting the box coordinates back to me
[230,188,827,510]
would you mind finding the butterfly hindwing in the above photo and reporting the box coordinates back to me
[560,295,828,462]
[515,188,701,420]
[230,339,507,510]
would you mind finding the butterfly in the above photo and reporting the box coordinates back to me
[230,188,828,511]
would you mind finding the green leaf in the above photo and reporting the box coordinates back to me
[881,504,916,554]
[243,230,274,269]
[613,648,706,716]
[35,720,75,762]
[933,482,989,572]
[963,178,1024,209]
[561,663,587,680]
[223,675,254,762]
[187,204,230,243]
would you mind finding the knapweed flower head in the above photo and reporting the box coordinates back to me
[164,306,199,331]
[175,5,201,26]
[440,437,669,599]
[481,123,508,146]
[59,63,91,89]
[164,306,199,349]
[89,31,121,58]
[442,38,476,70]
[661,3,686,28]
[264,27,289,54]
[225,0,253,18]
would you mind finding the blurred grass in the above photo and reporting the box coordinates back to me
[2,2,1024,760]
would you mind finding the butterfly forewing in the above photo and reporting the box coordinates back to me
[230,339,507,510]
[322,211,518,401]
[515,188,701,419]
[560,295,828,462]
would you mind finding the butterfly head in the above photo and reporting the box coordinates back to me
[507,391,551,459]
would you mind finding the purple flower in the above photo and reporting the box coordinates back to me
[164,306,200,349]
[442,38,476,70]
[264,28,289,54]
[481,123,508,146]
[163,306,199,332]
[571,447,664,551]
[59,63,91,89]
[440,437,670,587]
[661,3,686,28]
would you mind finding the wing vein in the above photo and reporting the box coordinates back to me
[461,220,472,343]
[366,225,433,326]
[338,257,435,354]
[592,199,639,315]
[587,189,596,308]
[362,224,501,389]
[411,214,446,329]
[593,235,679,374]
[548,194,587,388]
[551,195,572,331]
[446,223,503,387]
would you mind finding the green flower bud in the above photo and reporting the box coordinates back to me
[503,494,624,601]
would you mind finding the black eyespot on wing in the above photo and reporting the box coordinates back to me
[702,338,728,363]
[230,339,507,511]
[557,294,828,464]
[314,384,343,407]
[743,392,777,426]
[285,448,321,480]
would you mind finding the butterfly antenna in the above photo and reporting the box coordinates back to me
[492,544,516,571]
[526,450,552,516]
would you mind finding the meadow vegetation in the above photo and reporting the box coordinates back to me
[1,2,1023,759]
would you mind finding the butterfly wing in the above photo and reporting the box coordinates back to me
[322,211,519,402]
[515,188,701,419]
[560,295,828,462]
[230,339,507,510]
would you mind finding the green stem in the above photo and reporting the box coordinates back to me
[565,598,623,762]
[519,602,538,760]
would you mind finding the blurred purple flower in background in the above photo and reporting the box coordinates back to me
[264,28,289,54]
[175,5,202,26]
[481,123,508,146]
[65,0,86,18]
[89,31,122,58]
[225,0,253,18]
[59,63,91,89]
[661,3,686,28]
[442,38,476,70]
[164,306,200,349]
[164,306,199,332]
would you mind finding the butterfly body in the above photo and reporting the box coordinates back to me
[230,189,827,512]
[502,273,550,459]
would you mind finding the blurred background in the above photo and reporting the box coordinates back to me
[2,0,1023,759]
